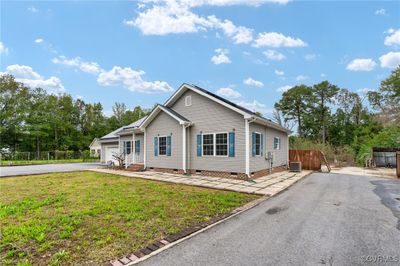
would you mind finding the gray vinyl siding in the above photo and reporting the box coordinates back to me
[134,134,144,163]
[265,126,288,167]
[145,111,182,169]
[100,142,118,164]
[170,90,246,173]
[249,123,289,172]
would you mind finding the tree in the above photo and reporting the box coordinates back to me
[368,66,400,125]
[112,102,127,127]
[310,81,339,143]
[274,85,312,137]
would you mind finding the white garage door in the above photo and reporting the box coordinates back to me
[105,146,119,165]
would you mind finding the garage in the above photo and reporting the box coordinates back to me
[100,144,119,165]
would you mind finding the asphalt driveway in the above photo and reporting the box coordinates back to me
[0,162,101,177]
[139,173,400,266]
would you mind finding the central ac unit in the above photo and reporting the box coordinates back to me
[289,161,302,172]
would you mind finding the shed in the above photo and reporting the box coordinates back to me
[372,147,399,168]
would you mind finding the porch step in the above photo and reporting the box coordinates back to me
[126,163,145,172]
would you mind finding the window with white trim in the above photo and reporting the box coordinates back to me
[185,96,192,106]
[216,133,228,156]
[274,137,281,150]
[202,134,214,156]
[159,136,167,155]
[255,133,261,156]
[123,141,132,154]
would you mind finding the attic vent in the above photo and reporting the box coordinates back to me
[185,96,192,106]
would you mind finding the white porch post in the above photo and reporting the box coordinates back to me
[245,119,250,177]
[132,133,136,163]
[143,129,147,168]
[182,125,187,173]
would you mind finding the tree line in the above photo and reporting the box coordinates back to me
[274,66,400,164]
[0,75,150,156]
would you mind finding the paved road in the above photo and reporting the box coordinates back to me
[140,173,400,266]
[0,162,101,177]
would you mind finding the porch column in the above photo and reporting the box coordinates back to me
[143,129,147,168]
[132,133,136,163]
[245,119,250,177]
[182,125,187,173]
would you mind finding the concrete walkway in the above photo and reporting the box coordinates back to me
[90,168,311,196]
[330,166,397,179]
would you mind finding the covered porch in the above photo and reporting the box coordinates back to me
[116,127,145,168]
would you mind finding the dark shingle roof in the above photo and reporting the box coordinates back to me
[159,104,190,122]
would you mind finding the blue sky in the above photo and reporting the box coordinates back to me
[1,0,399,117]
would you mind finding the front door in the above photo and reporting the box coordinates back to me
[134,139,144,163]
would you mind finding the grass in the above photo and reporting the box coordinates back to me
[0,159,99,166]
[0,171,258,265]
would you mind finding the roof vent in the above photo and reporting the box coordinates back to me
[185,96,192,107]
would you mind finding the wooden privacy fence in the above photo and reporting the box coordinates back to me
[289,150,322,170]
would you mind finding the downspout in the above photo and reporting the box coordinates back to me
[143,128,147,169]
[182,122,192,174]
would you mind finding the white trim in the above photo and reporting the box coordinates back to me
[165,84,249,117]
[140,105,191,129]
[201,132,229,157]
[245,119,250,176]
[182,126,186,173]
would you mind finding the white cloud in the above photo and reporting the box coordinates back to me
[125,0,290,45]
[1,64,65,94]
[0,41,9,55]
[346,58,377,71]
[274,70,284,76]
[295,75,308,81]
[234,99,271,114]
[34,38,44,44]
[97,66,173,93]
[379,51,400,68]
[384,28,400,46]
[216,87,241,98]
[253,32,307,48]
[375,8,386,16]
[52,55,102,75]
[263,49,286,61]
[27,7,39,12]
[320,73,326,78]
[243,77,264,88]
[304,53,317,61]
[211,48,231,64]
[277,85,293,93]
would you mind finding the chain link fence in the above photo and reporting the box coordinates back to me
[0,150,99,164]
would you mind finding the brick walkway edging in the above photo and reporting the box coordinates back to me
[106,171,313,266]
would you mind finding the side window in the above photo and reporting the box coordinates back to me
[255,133,261,156]
[274,137,281,150]
[124,141,132,154]
[216,133,228,156]
[159,136,167,155]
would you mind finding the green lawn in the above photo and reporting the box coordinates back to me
[0,171,258,266]
[0,158,99,166]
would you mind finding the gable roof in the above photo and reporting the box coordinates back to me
[89,138,100,147]
[165,83,290,133]
[139,104,191,129]
[99,116,147,141]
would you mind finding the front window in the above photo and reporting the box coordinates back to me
[202,134,214,156]
[216,133,228,156]
[255,133,261,156]
[124,141,132,154]
[159,136,167,155]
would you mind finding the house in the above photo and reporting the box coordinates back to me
[89,138,101,157]
[99,83,290,178]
